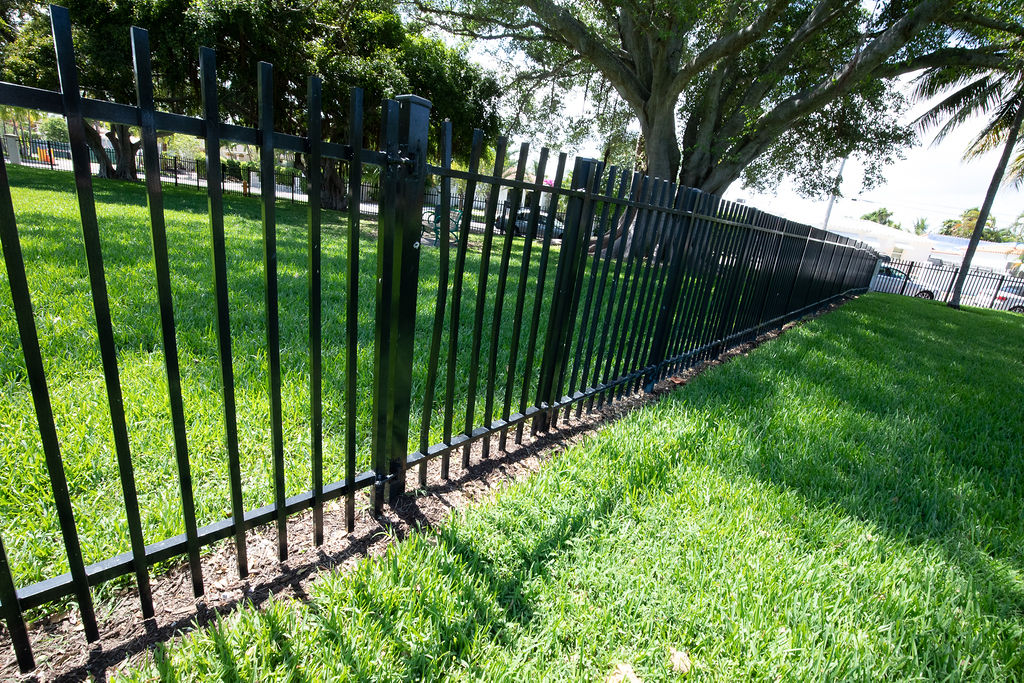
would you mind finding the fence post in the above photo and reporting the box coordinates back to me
[3,134,20,164]
[533,157,595,433]
[370,95,431,512]
[173,155,178,186]
[898,261,915,295]
[989,275,1007,308]
[943,266,960,302]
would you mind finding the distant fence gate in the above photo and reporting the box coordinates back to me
[0,5,879,673]
[872,258,1024,312]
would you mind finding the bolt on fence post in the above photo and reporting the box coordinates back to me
[533,157,594,433]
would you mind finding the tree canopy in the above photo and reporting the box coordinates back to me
[939,207,1016,241]
[861,207,901,230]
[414,0,1021,197]
[0,0,502,184]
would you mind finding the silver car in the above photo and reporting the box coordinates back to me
[870,265,937,299]
[964,279,1024,313]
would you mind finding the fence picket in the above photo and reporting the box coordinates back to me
[53,5,155,622]
[371,99,401,514]
[131,26,203,596]
[575,167,628,414]
[345,88,363,532]
[482,143,529,456]
[418,120,454,485]
[442,130,484,472]
[516,152,568,442]
[552,160,602,426]
[258,61,289,562]
[462,137,507,463]
[499,147,550,450]
[199,46,248,579]
[308,75,324,547]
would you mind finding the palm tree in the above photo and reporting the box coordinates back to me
[915,54,1024,309]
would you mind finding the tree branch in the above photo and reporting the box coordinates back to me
[519,0,647,107]
[946,11,1024,39]
[703,0,962,192]
[666,0,791,98]
[873,46,1013,79]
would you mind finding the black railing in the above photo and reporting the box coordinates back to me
[871,258,1024,312]
[0,5,879,674]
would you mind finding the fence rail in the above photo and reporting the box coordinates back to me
[0,5,879,673]
[871,258,1024,312]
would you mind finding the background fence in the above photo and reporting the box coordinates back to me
[5,135,571,229]
[871,258,1024,312]
[0,6,878,673]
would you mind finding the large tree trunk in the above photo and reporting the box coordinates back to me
[106,123,141,181]
[593,100,678,259]
[948,99,1024,309]
[321,159,349,211]
[640,100,680,181]
[83,121,115,178]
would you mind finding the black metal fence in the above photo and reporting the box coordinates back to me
[0,6,878,673]
[871,258,1024,312]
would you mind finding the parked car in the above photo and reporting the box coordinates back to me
[870,264,937,299]
[963,279,1024,313]
[496,207,565,238]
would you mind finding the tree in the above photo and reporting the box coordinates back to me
[2,0,195,178]
[861,207,900,229]
[414,0,1013,197]
[1011,210,1024,240]
[914,217,929,235]
[940,207,997,237]
[38,115,68,142]
[918,61,1024,305]
[0,0,501,193]
[909,3,1024,307]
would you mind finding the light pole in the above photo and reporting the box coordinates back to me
[822,157,847,231]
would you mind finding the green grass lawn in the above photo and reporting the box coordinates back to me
[116,294,1024,681]
[0,164,569,590]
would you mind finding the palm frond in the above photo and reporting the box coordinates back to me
[914,75,1002,140]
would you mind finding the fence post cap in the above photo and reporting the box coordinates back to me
[395,94,432,111]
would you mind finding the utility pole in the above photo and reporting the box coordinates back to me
[822,157,847,231]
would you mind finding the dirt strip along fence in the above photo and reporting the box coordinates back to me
[0,5,880,673]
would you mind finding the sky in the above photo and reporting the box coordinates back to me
[720,110,1024,234]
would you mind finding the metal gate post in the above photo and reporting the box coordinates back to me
[943,266,960,302]
[898,262,915,295]
[989,275,1007,308]
[371,95,431,512]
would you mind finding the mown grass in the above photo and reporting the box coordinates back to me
[117,294,1024,681]
[0,164,567,590]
